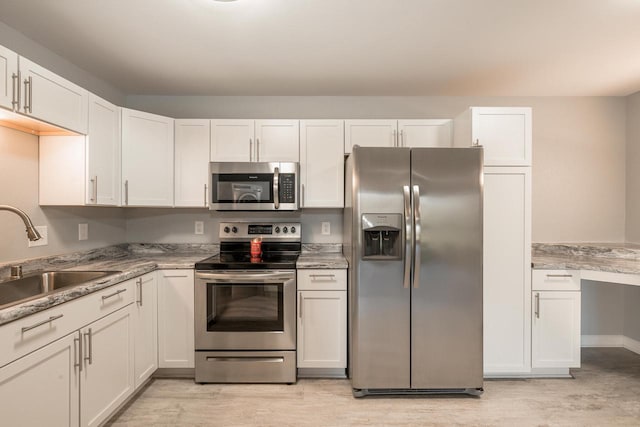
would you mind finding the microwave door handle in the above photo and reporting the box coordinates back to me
[273,166,280,209]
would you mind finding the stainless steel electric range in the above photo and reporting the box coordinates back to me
[194,222,301,384]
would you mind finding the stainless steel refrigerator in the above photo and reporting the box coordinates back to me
[343,146,483,396]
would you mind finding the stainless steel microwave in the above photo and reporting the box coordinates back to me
[209,162,299,211]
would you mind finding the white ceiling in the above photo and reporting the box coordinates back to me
[1,0,640,96]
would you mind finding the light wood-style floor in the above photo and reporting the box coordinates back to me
[108,348,640,426]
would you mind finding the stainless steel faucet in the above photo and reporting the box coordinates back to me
[0,205,42,241]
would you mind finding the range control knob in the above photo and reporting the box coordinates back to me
[223,226,230,233]
[231,226,238,233]
[290,226,296,233]
[274,226,281,233]
[283,226,288,234]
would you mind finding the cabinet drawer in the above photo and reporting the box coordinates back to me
[532,270,580,291]
[0,279,134,368]
[297,269,346,291]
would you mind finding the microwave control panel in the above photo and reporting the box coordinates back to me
[279,174,296,203]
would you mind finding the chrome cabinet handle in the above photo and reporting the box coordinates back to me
[400,129,404,147]
[206,356,284,363]
[90,176,97,203]
[136,278,142,306]
[412,185,421,289]
[535,292,540,318]
[204,184,208,207]
[23,76,32,113]
[256,138,260,162]
[299,293,303,319]
[11,72,19,110]
[402,185,411,289]
[21,314,64,333]
[392,129,397,147]
[124,180,129,205]
[546,274,573,278]
[273,166,280,209]
[84,328,93,365]
[301,183,305,207]
[249,138,253,162]
[309,274,336,280]
[74,331,82,372]
[102,288,126,300]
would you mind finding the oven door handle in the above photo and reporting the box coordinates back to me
[196,271,294,283]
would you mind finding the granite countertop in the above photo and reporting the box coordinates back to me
[532,243,640,275]
[0,244,215,326]
[297,244,347,269]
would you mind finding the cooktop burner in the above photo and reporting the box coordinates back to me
[195,222,301,270]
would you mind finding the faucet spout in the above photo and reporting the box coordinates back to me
[0,205,42,241]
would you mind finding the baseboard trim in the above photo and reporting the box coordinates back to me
[582,334,640,355]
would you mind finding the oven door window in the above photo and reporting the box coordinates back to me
[206,283,284,332]
[212,173,274,204]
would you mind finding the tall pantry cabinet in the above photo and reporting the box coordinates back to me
[470,107,533,377]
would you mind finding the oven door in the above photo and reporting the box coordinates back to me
[195,270,296,351]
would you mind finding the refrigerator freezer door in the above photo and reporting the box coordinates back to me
[410,148,484,389]
[349,147,411,390]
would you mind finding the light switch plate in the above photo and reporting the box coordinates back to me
[79,223,88,240]
[195,221,204,235]
[321,222,331,235]
[28,225,48,247]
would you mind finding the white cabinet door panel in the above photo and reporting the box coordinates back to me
[483,167,531,375]
[255,120,299,162]
[175,119,210,207]
[398,119,452,148]
[133,273,158,388]
[344,120,396,153]
[210,119,254,162]
[19,56,88,134]
[121,108,174,206]
[158,270,195,369]
[0,333,79,427]
[0,45,18,110]
[87,94,120,206]
[472,107,532,166]
[300,120,344,208]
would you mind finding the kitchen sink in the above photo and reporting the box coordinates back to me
[0,270,121,308]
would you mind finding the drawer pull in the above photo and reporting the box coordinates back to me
[102,288,126,300]
[21,314,64,333]
[206,357,284,363]
[310,274,336,280]
[546,274,573,278]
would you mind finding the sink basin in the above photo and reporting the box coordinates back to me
[0,270,121,308]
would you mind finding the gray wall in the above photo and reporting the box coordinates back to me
[0,127,126,264]
[580,281,624,336]
[0,21,125,105]
[127,95,628,244]
[626,91,640,244]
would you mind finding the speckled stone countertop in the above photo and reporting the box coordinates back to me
[0,244,216,326]
[532,243,640,274]
[297,244,347,269]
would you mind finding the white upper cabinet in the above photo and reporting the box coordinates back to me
[18,56,88,134]
[0,44,18,111]
[87,94,121,206]
[121,108,174,207]
[254,120,299,162]
[210,119,254,162]
[175,119,210,207]
[345,119,453,153]
[398,119,453,148]
[345,120,397,153]
[471,107,532,166]
[211,119,299,162]
[39,94,120,206]
[300,120,344,208]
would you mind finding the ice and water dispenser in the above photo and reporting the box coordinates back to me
[361,214,402,260]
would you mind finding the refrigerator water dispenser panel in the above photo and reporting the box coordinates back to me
[361,214,402,260]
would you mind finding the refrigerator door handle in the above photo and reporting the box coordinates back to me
[412,185,421,288]
[403,185,412,289]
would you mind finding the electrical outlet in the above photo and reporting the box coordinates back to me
[321,222,331,235]
[195,221,204,235]
[28,225,48,247]
[78,223,89,240]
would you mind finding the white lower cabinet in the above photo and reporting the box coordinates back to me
[157,270,195,369]
[0,333,80,427]
[531,270,581,370]
[133,272,158,387]
[296,270,347,372]
[81,306,135,427]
